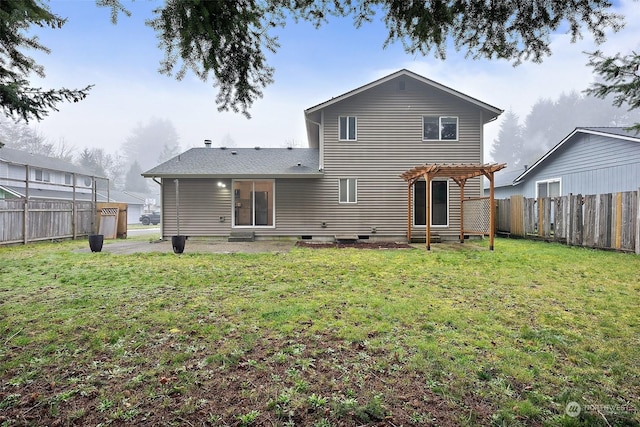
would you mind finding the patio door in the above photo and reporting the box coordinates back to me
[233,180,274,227]
[414,180,449,227]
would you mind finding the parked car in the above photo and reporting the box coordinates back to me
[139,211,161,225]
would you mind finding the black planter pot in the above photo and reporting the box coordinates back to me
[89,234,104,252]
[172,235,187,254]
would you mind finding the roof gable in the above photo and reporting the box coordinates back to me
[304,69,502,120]
[514,127,640,183]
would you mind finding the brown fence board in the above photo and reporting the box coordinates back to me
[539,197,552,238]
[596,193,612,248]
[524,197,536,236]
[496,190,638,253]
[510,195,524,237]
[496,199,511,233]
[621,191,636,251]
[0,199,94,245]
[583,195,596,247]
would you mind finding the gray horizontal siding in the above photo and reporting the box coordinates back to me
[317,75,484,238]
[161,76,491,239]
[162,178,233,237]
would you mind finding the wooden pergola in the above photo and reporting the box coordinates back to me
[401,163,506,250]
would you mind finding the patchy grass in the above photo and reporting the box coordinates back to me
[0,238,638,426]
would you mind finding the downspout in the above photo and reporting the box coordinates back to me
[151,177,163,238]
[319,111,324,170]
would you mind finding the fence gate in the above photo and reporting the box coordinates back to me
[98,207,119,239]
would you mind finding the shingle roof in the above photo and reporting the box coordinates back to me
[0,185,101,201]
[0,147,97,176]
[484,166,525,189]
[142,147,322,178]
[580,127,640,139]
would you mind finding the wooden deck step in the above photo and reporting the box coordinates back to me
[410,234,441,244]
[228,232,255,242]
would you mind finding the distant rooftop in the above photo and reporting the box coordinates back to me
[0,147,98,177]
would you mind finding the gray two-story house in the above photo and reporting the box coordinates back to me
[142,69,503,241]
[0,147,97,200]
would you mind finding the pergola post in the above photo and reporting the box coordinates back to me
[457,178,466,243]
[488,172,496,250]
[407,181,412,242]
[425,172,431,251]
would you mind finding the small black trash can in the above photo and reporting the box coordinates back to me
[172,235,186,254]
[89,234,104,252]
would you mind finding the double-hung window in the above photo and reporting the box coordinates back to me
[339,116,357,141]
[34,169,50,182]
[423,116,458,141]
[536,179,561,198]
[339,178,357,203]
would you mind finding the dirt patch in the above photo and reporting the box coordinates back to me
[0,333,494,426]
[296,241,414,250]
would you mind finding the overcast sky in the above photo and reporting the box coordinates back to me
[28,0,639,164]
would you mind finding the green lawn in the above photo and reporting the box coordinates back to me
[0,238,638,426]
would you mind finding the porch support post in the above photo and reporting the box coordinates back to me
[426,172,431,251]
[407,180,412,242]
[488,172,496,250]
[456,178,466,243]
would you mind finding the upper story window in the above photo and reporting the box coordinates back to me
[339,116,357,141]
[34,169,50,182]
[339,178,357,203]
[423,116,458,141]
[65,173,72,185]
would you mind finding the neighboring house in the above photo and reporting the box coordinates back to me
[484,166,526,199]
[107,190,148,224]
[0,147,100,200]
[143,69,502,241]
[490,127,640,199]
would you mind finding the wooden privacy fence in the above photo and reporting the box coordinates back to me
[496,191,640,254]
[0,199,93,245]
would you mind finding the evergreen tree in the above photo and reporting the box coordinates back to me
[124,161,149,193]
[587,50,640,132]
[0,1,92,121]
[121,117,180,172]
[490,109,523,167]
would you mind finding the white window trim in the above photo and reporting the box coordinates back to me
[34,169,50,182]
[422,116,459,141]
[413,179,450,228]
[338,178,357,204]
[535,178,562,199]
[231,179,276,229]
[338,116,357,141]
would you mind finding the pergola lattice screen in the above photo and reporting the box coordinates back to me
[462,198,490,234]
